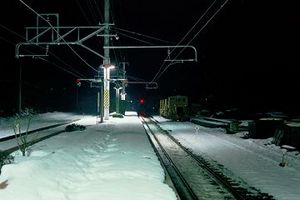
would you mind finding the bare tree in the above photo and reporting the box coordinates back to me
[12,108,35,156]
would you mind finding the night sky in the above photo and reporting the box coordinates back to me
[1,0,299,116]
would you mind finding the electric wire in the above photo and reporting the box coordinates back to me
[36,57,86,78]
[111,39,120,66]
[127,75,146,82]
[108,1,124,70]
[110,0,126,64]
[0,24,87,79]
[155,0,230,82]
[91,0,104,23]
[113,30,154,45]
[154,0,230,81]
[0,36,17,46]
[0,24,24,39]
[47,52,88,78]
[150,0,219,82]
[18,0,98,73]
[86,0,101,25]
[75,0,94,25]
[112,26,174,44]
[111,26,176,68]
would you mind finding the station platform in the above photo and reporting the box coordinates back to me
[0,112,177,200]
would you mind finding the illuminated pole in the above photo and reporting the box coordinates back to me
[103,64,114,119]
[121,90,126,101]
[103,0,111,120]
[114,86,122,113]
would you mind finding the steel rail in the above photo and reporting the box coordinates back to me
[144,116,275,200]
[141,116,197,200]
[0,119,80,154]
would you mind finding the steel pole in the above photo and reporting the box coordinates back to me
[103,0,110,120]
[115,88,120,113]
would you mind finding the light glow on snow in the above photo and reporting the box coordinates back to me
[154,117,300,200]
[0,112,176,200]
[1,112,300,200]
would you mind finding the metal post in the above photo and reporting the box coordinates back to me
[114,87,122,113]
[100,84,104,123]
[76,86,79,111]
[120,62,128,100]
[97,66,103,122]
[18,62,22,113]
[103,0,111,120]
[97,91,100,115]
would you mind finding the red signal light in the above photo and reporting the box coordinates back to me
[139,98,145,105]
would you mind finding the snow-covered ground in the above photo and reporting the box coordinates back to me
[153,116,300,200]
[0,112,177,200]
[0,112,83,139]
[1,112,300,200]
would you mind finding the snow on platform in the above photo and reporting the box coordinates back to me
[0,112,82,139]
[0,112,177,200]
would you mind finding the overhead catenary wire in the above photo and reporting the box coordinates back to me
[106,5,121,66]
[112,30,154,45]
[110,26,176,72]
[127,75,146,82]
[111,39,120,66]
[37,57,87,79]
[155,0,230,82]
[46,51,88,78]
[173,0,230,61]
[91,0,104,23]
[0,24,87,79]
[108,26,176,69]
[18,0,98,73]
[86,0,102,25]
[0,24,24,39]
[150,0,218,82]
[151,0,229,83]
[75,0,94,25]
[112,26,174,44]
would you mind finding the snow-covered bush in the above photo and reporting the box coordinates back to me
[65,123,86,132]
[12,108,35,156]
[111,113,124,118]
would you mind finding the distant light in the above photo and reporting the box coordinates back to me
[109,65,115,69]
[139,98,145,105]
[102,64,115,69]
[76,79,81,87]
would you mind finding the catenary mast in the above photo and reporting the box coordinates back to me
[102,0,111,120]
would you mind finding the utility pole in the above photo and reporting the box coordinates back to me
[102,0,111,120]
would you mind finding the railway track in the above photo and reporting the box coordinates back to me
[0,119,80,154]
[141,116,275,200]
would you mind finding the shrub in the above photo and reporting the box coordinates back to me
[111,113,124,118]
[65,124,86,132]
[12,108,35,156]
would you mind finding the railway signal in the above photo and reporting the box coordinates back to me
[139,98,145,105]
[76,79,81,87]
